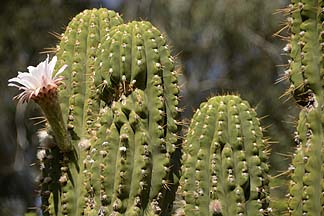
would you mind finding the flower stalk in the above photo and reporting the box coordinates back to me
[35,90,72,152]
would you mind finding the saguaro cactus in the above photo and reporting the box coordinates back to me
[174,95,270,216]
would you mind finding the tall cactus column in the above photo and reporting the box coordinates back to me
[81,21,182,215]
[175,95,270,216]
[40,8,124,216]
[284,0,324,215]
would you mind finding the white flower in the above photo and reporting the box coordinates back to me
[8,55,67,103]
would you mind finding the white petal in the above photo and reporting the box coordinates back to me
[48,56,57,76]
[26,66,36,71]
[12,78,36,89]
[16,73,41,86]
[54,64,67,78]
[8,83,27,90]
[28,65,42,78]
[11,74,40,89]
[34,57,47,77]
[44,55,51,79]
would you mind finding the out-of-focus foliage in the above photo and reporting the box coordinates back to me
[120,0,295,198]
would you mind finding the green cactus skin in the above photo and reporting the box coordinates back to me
[40,8,124,216]
[284,0,323,106]
[288,108,324,216]
[175,95,270,216]
[84,90,150,215]
[55,8,123,138]
[82,21,181,215]
[284,0,324,215]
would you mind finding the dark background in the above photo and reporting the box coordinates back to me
[0,0,295,215]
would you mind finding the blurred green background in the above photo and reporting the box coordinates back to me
[0,0,295,215]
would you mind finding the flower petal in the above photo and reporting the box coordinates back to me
[8,55,64,103]
[54,64,68,78]
[9,77,32,89]
[48,55,57,76]
[16,72,42,87]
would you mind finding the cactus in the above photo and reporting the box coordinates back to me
[39,8,124,215]
[7,1,324,215]
[283,0,324,215]
[173,95,270,215]
[283,0,323,106]
[83,21,181,215]
[55,8,123,138]
[288,108,324,215]
[37,9,182,216]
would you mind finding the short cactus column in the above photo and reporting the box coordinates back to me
[174,95,270,216]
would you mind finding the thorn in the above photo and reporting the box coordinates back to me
[49,31,63,40]
[259,115,269,121]
[40,47,58,54]
[273,24,291,37]
[271,170,290,178]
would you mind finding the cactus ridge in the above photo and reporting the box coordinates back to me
[285,0,324,105]
[176,95,270,216]
[84,89,179,215]
[84,90,148,214]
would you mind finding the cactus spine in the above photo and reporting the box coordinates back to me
[284,0,324,215]
[175,95,270,216]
